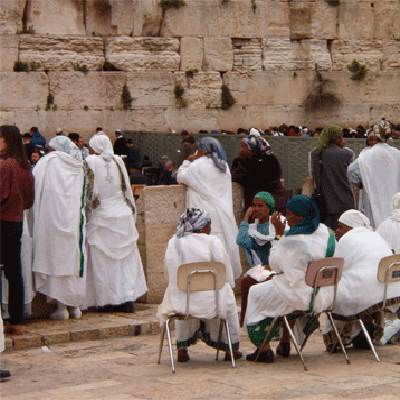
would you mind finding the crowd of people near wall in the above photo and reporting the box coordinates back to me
[1,118,400,379]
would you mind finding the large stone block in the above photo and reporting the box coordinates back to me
[180,37,204,71]
[331,40,383,71]
[126,71,175,107]
[203,37,233,72]
[0,34,19,72]
[132,0,162,37]
[19,36,104,71]
[374,0,400,40]
[337,1,374,40]
[289,1,312,40]
[232,39,262,72]
[0,72,48,111]
[25,0,86,35]
[105,37,180,72]
[0,0,25,34]
[382,41,400,70]
[361,72,400,104]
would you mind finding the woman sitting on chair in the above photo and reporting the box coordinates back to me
[245,195,335,363]
[157,208,242,362]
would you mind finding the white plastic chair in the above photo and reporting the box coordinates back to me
[157,261,236,373]
[256,257,348,371]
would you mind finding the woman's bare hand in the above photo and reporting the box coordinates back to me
[271,212,285,236]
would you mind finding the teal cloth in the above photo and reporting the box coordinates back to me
[236,221,271,267]
[285,195,320,236]
[255,191,276,215]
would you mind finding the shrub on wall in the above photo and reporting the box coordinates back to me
[325,0,340,6]
[221,85,236,110]
[13,61,29,72]
[347,59,368,81]
[159,0,186,11]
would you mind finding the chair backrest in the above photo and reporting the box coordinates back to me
[377,254,400,284]
[177,262,226,291]
[305,257,344,288]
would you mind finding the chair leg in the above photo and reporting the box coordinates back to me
[359,319,380,362]
[224,319,236,368]
[216,319,223,361]
[326,312,351,365]
[284,317,308,371]
[165,319,176,373]
[255,316,279,362]
[157,323,166,365]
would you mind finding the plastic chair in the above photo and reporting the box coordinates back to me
[256,257,349,371]
[157,261,236,373]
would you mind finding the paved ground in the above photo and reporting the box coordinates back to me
[1,301,400,399]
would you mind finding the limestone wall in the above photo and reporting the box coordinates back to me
[137,183,246,303]
[0,0,399,138]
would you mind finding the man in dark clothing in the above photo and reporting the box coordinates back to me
[22,133,36,160]
[311,125,355,231]
[113,129,128,156]
[126,139,141,168]
[29,126,46,149]
[177,129,197,167]
[129,163,150,185]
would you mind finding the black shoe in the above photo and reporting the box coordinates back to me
[177,349,190,362]
[246,349,260,361]
[0,370,11,379]
[246,349,274,363]
[224,351,243,361]
[276,342,290,358]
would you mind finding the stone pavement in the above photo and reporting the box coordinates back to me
[1,313,400,400]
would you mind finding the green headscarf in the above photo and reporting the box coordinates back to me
[254,192,276,215]
[285,195,320,235]
[316,125,343,153]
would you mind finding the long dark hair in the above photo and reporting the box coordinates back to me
[1,125,31,170]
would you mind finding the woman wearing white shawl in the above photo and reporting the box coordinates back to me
[157,208,241,362]
[82,135,147,309]
[347,120,400,229]
[177,137,241,286]
[323,210,399,350]
[377,192,400,254]
[32,136,86,320]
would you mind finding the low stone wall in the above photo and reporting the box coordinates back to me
[136,182,246,303]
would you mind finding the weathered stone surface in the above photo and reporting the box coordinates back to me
[180,37,204,72]
[12,334,42,350]
[203,37,233,72]
[382,40,400,70]
[0,72,48,111]
[19,36,104,71]
[331,40,383,71]
[232,39,262,72]
[25,0,85,35]
[0,0,25,34]
[289,1,312,40]
[105,38,180,72]
[0,34,19,72]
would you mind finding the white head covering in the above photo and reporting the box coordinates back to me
[249,128,261,137]
[49,136,82,161]
[339,209,372,230]
[89,134,114,161]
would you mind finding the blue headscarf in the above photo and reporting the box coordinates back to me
[244,134,270,155]
[176,208,211,238]
[198,137,227,172]
[285,195,320,236]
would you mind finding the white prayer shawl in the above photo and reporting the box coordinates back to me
[377,210,400,254]
[32,151,86,306]
[177,157,241,285]
[358,143,400,228]
[245,224,335,326]
[82,154,147,308]
[333,227,398,316]
[157,233,237,322]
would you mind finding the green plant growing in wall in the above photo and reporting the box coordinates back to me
[174,83,188,108]
[221,85,236,110]
[17,25,35,34]
[121,84,134,110]
[74,64,88,74]
[46,94,54,111]
[347,59,368,81]
[185,69,199,79]
[13,61,29,72]
[83,105,89,111]
[52,104,58,111]
[251,0,257,13]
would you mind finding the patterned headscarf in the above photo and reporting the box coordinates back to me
[254,192,276,215]
[285,194,320,236]
[244,134,270,155]
[176,208,211,238]
[338,209,372,230]
[316,125,343,153]
[89,134,114,161]
[369,119,391,142]
[49,136,82,161]
[198,137,228,173]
